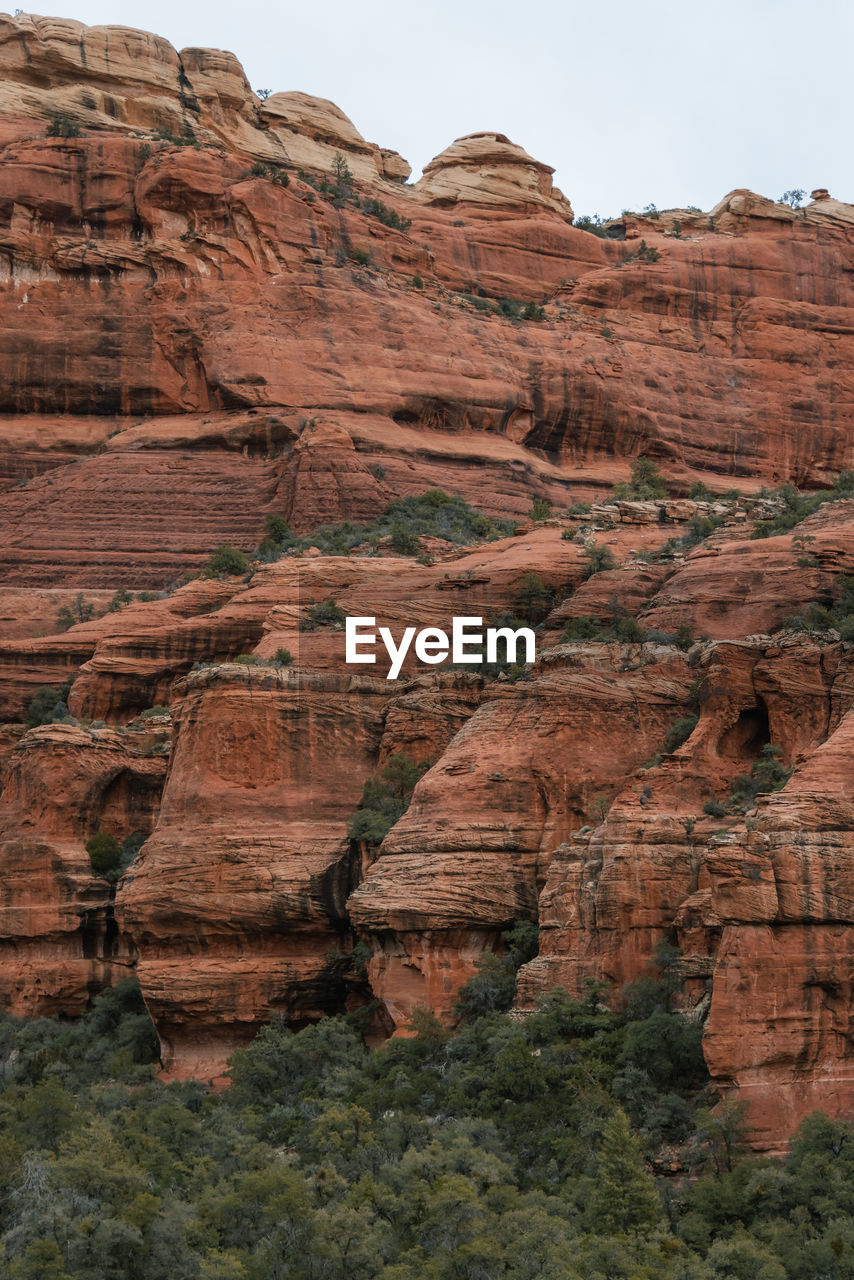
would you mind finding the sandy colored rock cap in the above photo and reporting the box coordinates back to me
[417,131,573,216]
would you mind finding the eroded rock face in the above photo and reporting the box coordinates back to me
[0,722,167,1016]
[115,665,391,1077]
[702,703,854,1150]
[349,649,695,1029]
[517,636,854,1148]
[1,18,854,591]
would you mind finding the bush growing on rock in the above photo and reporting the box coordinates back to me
[728,744,791,811]
[108,588,133,612]
[561,605,648,644]
[613,455,668,501]
[779,573,854,640]
[752,471,854,538]
[205,544,250,577]
[55,592,94,632]
[360,196,411,232]
[388,520,420,555]
[259,490,514,561]
[664,713,699,752]
[561,614,605,641]
[574,212,612,236]
[301,599,347,631]
[455,920,540,1019]
[250,160,290,186]
[46,114,81,138]
[26,681,72,728]
[85,831,122,876]
[348,752,429,846]
[583,541,616,577]
[514,571,550,623]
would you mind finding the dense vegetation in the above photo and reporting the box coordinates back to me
[258,490,515,560]
[2,969,854,1278]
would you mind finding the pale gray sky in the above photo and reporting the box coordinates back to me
[16,0,854,216]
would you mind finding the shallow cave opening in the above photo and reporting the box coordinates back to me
[717,700,770,764]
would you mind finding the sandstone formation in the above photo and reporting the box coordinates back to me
[2,12,854,1150]
[0,719,167,1016]
[416,132,573,215]
[1,15,854,591]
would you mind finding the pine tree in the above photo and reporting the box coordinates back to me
[585,1108,664,1235]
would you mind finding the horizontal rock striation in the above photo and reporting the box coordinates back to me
[2,13,854,1147]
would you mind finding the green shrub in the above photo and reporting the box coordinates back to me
[752,473,854,538]
[625,239,661,263]
[257,490,514,562]
[664,714,698,753]
[514,572,551,623]
[250,161,290,186]
[689,481,713,499]
[573,213,612,237]
[729,744,791,811]
[455,920,539,1020]
[139,705,169,718]
[265,514,290,543]
[411,274,424,289]
[55,592,94,632]
[779,572,854,639]
[349,247,370,266]
[584,542,617,577]
[108,588,133,612]
[529,497,552,521]
[153,126,197,147]
[389,521,420,555]
[348,752,429,845]
[86,831,122,876]
[302,599,347,631]
[561,614,604,641]
[672,622,694,650]
[205,544,250,577]
[25,681,72,728]
[46,115,81,138]
[613,456,668,501]
[703,799,726,818]
[274,648,294,666]
[360,197,411,232]
[614,613,645,642]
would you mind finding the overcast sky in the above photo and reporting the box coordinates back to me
[17,0,854,216]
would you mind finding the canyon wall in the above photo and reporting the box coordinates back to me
[1,12,854,1150]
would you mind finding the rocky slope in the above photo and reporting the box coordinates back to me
[2,12,854,1151]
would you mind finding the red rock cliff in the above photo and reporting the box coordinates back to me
[1,13,854,1151]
